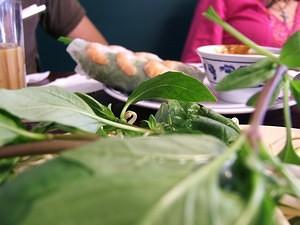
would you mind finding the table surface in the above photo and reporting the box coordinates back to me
[47,72,300,129]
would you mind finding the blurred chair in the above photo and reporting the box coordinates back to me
[37,0,198,72]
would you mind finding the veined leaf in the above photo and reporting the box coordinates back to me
[216,58,276,91]
[0,135,297,225]
[0,86,102,133]
[0,110,47,147]
[0,111,21,147]
[279,32,300,68]
[120,71,216,120]
[76,92,116,121]
[127,71,216,104]
[0,135,226,225]
[155,101,240,144]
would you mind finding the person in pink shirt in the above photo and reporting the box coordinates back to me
[181,0,300,63]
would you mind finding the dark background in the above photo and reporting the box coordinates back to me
[36,0,198,72]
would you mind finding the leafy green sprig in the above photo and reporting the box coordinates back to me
[0,72,221,159]
[204,7,300,164]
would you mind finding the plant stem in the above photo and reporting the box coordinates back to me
[88,112,151,134]
[120,102,131,121]
[283,75,293,147]
[247,65,288,148]
[204,8,279,62]
[47,133,100,141]
[0,124,46,141]
[0,140,92,158]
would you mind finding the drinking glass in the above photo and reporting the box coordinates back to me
[0,0,26,89]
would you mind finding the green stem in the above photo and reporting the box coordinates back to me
[247,65,287,148]
[0,124,46,141]
[203,7,279,62]
[86,111,151,134]
[283,75,293,147]
[120,102,131,122]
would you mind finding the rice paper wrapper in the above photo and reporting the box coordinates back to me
[67,39,149,93]
[67,39,205,93]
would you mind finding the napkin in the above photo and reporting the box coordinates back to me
[26,71,50,84]
[45,73,104,93]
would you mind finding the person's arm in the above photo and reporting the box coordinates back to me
[42,0,108,45]
[68,15,108,45]
[181,0,226,63]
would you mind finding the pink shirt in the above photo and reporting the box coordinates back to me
[181,0,300,62]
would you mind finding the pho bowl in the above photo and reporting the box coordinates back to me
[196,45,280,104]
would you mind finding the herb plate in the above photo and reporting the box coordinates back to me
[104,86,296,114]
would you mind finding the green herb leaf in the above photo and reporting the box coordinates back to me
[291,80,300,107]
[0,110,47,146]
[0,86,102,133]
[0,135,226,225]
[57,36,72,45]
[0,134,297,224]
[0,111,21,147]
[155,101,240,144]
[216,58,275,91]
[279,31,300,68]
[0,87,151,134]
[76,92,116,121]
[121,71,216,119]
[127,71,215,103]
[246,79,283,106]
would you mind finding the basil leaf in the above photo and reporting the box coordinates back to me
[76,92,116,121]
[0,135,297,224]
[279,31,300,68]
[127,71,216,104]
[155,101,240,144]
[0,87,102,133]
[0,135,226,225]
[246,79,283,106]
[0,111,21,147]
[291,80,300,107]
[0,110,47,146]
[216,58,275,91]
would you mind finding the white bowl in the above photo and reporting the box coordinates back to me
[196,45,280,104]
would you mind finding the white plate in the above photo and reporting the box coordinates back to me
[104,86,296,114]
[103,63,297,114]
[44,74,104,93]
[26,71,50,84]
